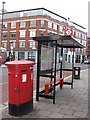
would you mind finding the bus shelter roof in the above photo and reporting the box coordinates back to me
[33,35,84,48]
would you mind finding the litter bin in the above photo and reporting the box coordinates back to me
[74,67,80,79]
[5,60,35,116]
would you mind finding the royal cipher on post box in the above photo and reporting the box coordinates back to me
[5,60,35,116]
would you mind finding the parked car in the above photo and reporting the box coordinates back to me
[84,59,90,64]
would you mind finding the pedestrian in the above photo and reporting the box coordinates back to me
[5,56,10,62]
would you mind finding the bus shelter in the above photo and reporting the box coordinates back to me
[33,34,84,104]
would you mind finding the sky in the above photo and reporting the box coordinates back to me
[0,0,89,31]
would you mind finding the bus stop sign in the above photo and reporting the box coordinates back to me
[65,28,73,36]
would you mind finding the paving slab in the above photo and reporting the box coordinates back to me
[1,68,88,118]
[73,111,88,118]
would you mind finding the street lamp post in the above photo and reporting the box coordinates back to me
[10,42,13,61]
[1,1,6,48]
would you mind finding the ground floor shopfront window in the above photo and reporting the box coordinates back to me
[76,55,80,63]
[82,55,85,63]
[9,52,15,60]
[18,52,25,60]
[28,51,35,62]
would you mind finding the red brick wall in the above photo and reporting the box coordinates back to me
[0,15,87,53]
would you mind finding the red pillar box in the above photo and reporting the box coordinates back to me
[5,60,35,116]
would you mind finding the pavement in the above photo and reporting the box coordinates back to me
[1,68,88,119]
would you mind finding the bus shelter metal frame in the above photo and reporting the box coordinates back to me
[33,35,84,104]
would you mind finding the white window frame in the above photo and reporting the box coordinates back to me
[76,31,78,37]
[85,35,87,40]
[53,23,57,30]
[10,42,16,48]
[2,41,7,48]
[2,32,7,38]
[20,21,26,28]
[19,40,25,48]
[60,25,63,32]
[10,32,16,38]
[75,48,77,53]
[79,32,81,38]
[82,41,86,47]
[82,49,84,53]
[3,22,7,28]
[84,48,86,53]
[41,20,44,28]
[48,21,52,28]
[10,40,16,48]
[29,40,35,49]
[11,21,16,28]
[20,30,26,37]
[29,30,36,37]
[28,51,36,60]
[82,33,85,39]
[78,48,80,52]
[30,20,36,27]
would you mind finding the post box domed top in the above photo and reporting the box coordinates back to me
[5,60,35,67]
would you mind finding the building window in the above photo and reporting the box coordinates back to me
[48,21,52,28]
[41,20,44,28]
[29,40,35,48]
[84,48,86,53]
[82,49,84,53]
[30,30,36,37]
[40,30,44,36]
[20,21,26,27]
[28,51,35,61]
[75,48,77,53]
[79,32,81,38]
[82,41,86,46]
[2,42,7,48]
[20,30,26,37]
[73,30,76,37]
[2,33,7,38]
[10,32,16,38]
[78,48,80,52]
[3,23,7,28]
[10,42,16,48]
[47,30,50,36]
[18,52,25,60]
[85,35,87,40]
[11,22,16,28]
[76,31,78,38]
[53,23,57,30]
[19,41,25,48]
[78,39,81,43]
[82,33,84,39]
[68,48,70,51]
[30,20,36,27]
[60,25,63,32]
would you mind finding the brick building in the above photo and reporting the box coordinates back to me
[87,2,90,58]
[0,8,87,63]
[87,37,90,58]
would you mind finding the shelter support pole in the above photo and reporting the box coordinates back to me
[60,47,63,78]
[53,41,57,104]
[50,68,53,91]
[36,42,41,101]
[71,48,74,89]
